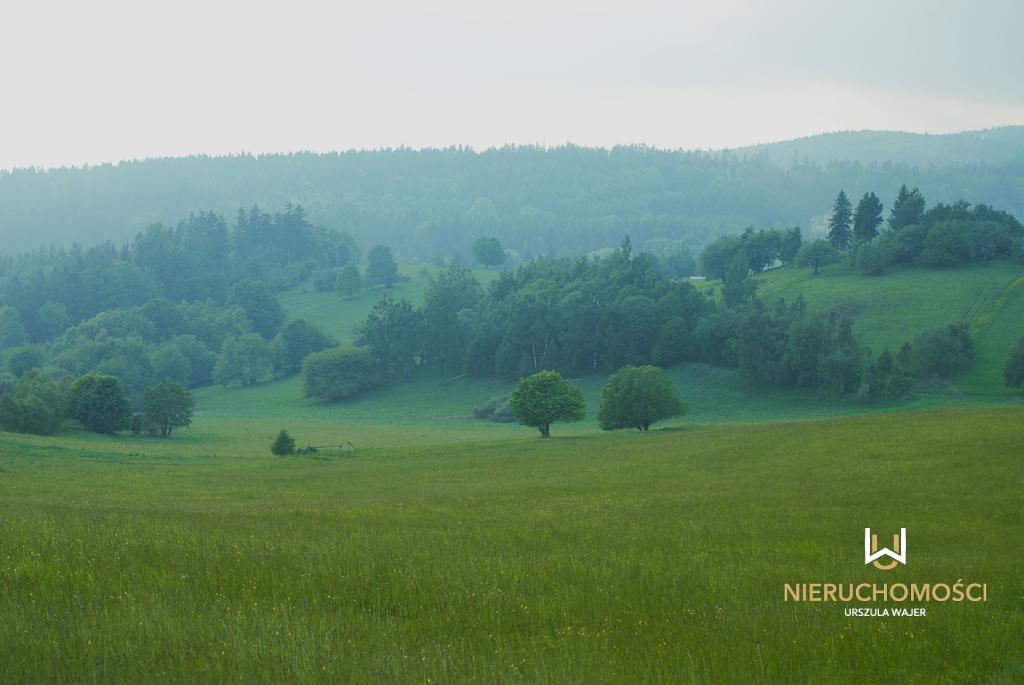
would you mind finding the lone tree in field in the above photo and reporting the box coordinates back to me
[853,191,884,244]
[271,429,296,455]
[796,239,838,274]
[509,370,585,438]
[827,190,853,250]
[141,381,195,437]
[67,372,132,434]
[472,236,506,267]
[1004,337,1024,389]
[366,245,399,288]
[598,365,687,431]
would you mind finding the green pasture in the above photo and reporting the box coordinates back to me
[2,408,1022,683]
[748,260,1024,395]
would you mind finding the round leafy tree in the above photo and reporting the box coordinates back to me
[141,381,195,437]
[472,236,506,267]
[335,262,363,298]
[67,372,132,434]
[598,365,687,431]
[509,370,584,438]
[271,429,296,455]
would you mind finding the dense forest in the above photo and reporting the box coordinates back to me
[3,137,1024,261]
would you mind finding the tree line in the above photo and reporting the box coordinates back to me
[4,146,1024,262]
[304,237,953,405]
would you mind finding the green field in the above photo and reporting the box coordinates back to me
[2,408,1022,683]
[3,262,1023,682]
[748,260,1024,395]
[278,265,500,345]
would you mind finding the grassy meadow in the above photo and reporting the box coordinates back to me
[2,408,1022,683]
[3,262,1024,683]
[751,260,1024,395]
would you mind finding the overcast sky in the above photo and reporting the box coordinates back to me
[2,0,1022,169]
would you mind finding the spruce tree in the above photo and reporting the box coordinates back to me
[827,190,853,250]
[853,192,883,243]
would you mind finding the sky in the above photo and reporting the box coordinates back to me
[1,0,1023,169]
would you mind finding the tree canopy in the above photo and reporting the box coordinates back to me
[598,365,686,431]
[509,370,585,438]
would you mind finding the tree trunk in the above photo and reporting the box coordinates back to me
[539,424,550,438]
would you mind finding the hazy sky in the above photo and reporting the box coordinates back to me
[2,0,1022,169]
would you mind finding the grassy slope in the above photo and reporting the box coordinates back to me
[751,261,1024,395]
[36,260,991,455]
[279,265,501,344]
[2,408,1021,683]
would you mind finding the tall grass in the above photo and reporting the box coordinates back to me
[2,408,1022,682]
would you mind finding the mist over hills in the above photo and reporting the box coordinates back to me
[1,126,1022,260]
[732,125,1024,168]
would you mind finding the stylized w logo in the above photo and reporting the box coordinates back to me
[864,528,906,570]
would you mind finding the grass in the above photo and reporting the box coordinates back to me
[279,265,500,344]
[3,261,1022,681]
[750,260,1024,395]
[2,407,1022,682]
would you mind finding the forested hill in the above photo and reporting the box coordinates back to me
[2,138,1024,260]
[733,126,1024,168]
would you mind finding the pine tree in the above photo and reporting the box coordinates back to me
[853,192,884,243]
[888,185,926,230]
[827,190,853,250]
[271,429,296,455]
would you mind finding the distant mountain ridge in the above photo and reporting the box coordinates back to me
[731,125,1024,168]
[1,127,1023,259]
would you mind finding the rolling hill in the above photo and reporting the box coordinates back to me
[3,130,1024,259]
[751,260,1024,395]
[733,125,1024,168]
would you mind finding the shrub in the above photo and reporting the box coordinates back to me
[67,372,132,434]
[302,347,376,401]
[0,371,66,435]
[271,320,337,377]
[271,429,296,455]
[909,324,975,378]
[1004,337,1024,389]
[921,221,973,266]
[472,395,516,422]
[854,243,886,276]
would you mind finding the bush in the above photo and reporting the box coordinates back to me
[854,243,886,276]
[271,320,337,377]
[909,324,975,378]
[271,429,296,455]
[1004,337,1024,389]
[66,372,131,434]
[302,347,376,401]
[472,395,516,422]
[921,221,973,266]
[0,371,66,435]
